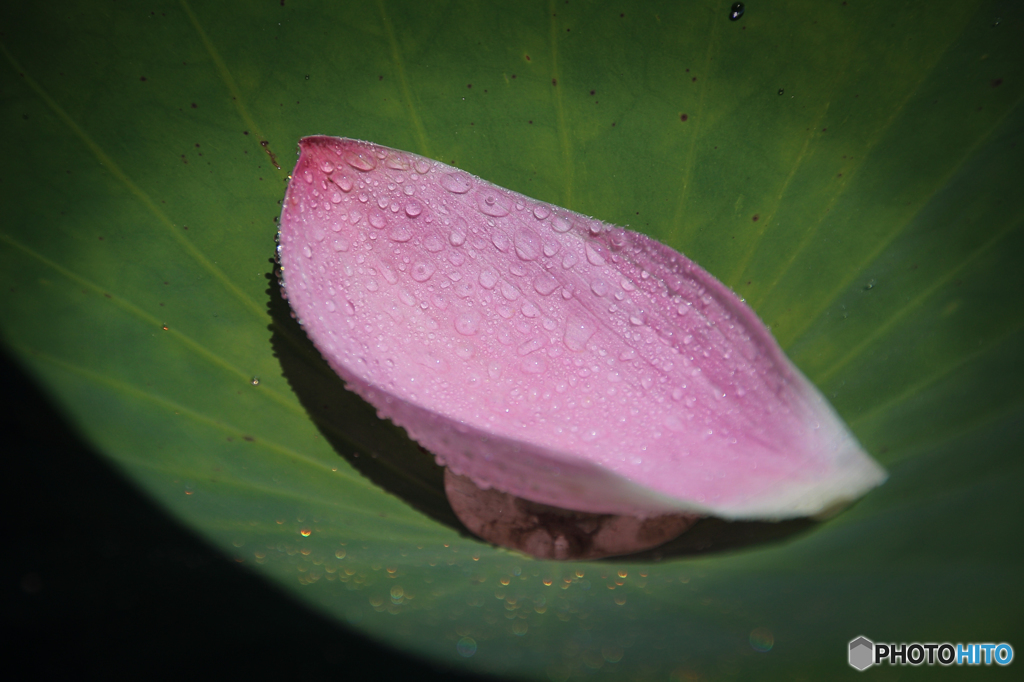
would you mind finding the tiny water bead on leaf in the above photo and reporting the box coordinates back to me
[277,137,885,551]
[729,3,745,22]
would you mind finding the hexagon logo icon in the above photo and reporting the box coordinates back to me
[849,636,874,671]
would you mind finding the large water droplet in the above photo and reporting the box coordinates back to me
[491,230,510,252]
[389,226,413,242]
[562,251,578,269]
[585,242,606,266]
[500,280,520,301]
[405,201,422,217]
[345,149,376,171]
[332,237,350,252]
[533,205,551,220]
[379,263,398,285]
[590,279,609,297]
[410,261,435,282]
[398,288,417,306]
[552,216,571,233]
[385,153,410,171]
[513,227,542,261]
[455,311,481,335]
[729,2,744,21]
[319,159,335,173]
[440,172,472,194]
[521,300,540,318]
[302,245,313,258]
[563,315,596,351]
[423,235,445,252]
[337,175,354,192]
[477,191,510,217]
[369,211,387,229]
[518,336,546,356]
[533,273,559,296]
[521,356,546,374]
[479,269,498,289]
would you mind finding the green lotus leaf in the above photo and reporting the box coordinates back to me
[2,0,1021,679]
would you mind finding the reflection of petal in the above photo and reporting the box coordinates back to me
[445,470,698,560]
[279,136,886,522]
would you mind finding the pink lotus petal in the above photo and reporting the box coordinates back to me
[278,136,886,520]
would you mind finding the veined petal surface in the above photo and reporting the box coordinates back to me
[279,137,885,520]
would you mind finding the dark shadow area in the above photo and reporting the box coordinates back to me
[618,515,820,562]
[0,345,483,680]
[267,264,822,563]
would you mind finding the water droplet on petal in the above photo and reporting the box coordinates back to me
[440,172,472,194]
[563,314,596,351]
[514,227,542,261]
[552,216,571,233]
[413,158,431,174]
[477,190,510,217]
[585,242,606,266]
[521,356,546,374]
[521,300,540,318]
[562,251,578,269]
[369,211,387,229]
[411,261,435,282]
[500,280,520,301]
[345,149,376,171]
[518,336,546,355]
[379,263,398,285]
[337,175,353,192]
[533,205,551,220]
[491,230,510,252]
[332,238,350,252]
[389,226,413,242]
[302,245,313,258]
[479,269,498,289]
[423,235,445,252]
[319,160,335,173]
[590,279,609,297]
[303,171,314,184]
[385,153,410,171]
[454,311,482,337]
[405,201,422,217]
[533,273,559,295]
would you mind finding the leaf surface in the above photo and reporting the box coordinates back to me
[2,0,1022,678]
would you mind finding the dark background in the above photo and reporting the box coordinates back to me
[1,346,481,679]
